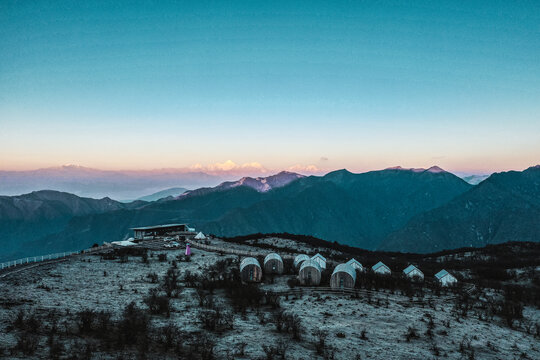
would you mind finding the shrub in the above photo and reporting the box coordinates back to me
[162,267,181,297]
[144,289,171,316]
[158,253,168,262]
[76,309,96,334]
[198,305,234,332]
[146,272,159,283]
[360,329,368,340]
[271,310,303,340]
[315,329,327,355]
[157,323,180,351]
[118,302,150,346]
[12,311,40,333]
[47,333,64,360]
[13,333,39,355]
[405,327,419,342]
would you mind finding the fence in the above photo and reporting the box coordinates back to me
[267,286,458,305]
[0,251,78,270]
[189,239,297,259]
[0,244,111,271]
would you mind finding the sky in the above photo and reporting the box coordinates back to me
[1,0,539,175]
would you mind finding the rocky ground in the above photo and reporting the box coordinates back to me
[0,238,538,359]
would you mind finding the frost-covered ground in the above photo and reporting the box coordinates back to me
[0,241,538,359]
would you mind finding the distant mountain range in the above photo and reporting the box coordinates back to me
[136,187,189,202]
[0,165,221,199]
[0,166,538,261]
[459,174,491,185]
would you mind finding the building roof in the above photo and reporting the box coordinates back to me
[403,264,423,275]
[131,223,188,231]
[372,261,390,272]
[264,253,283,264]
[435,269,453,280]
[299,259,322,273]
[294,254,310,267]
[346,258,362,268]
[311,253,326,262]
[240,257,261,271]
[332,263,357,281]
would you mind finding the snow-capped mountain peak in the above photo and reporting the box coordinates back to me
[180,171,305,198]
[386,165,447,174]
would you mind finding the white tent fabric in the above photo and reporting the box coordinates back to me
[194,232,206,240]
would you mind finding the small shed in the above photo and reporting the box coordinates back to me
[311,253,327,270]
[194,232,206,240]
[294,254,310,269]
[435,269,457,286]
[264,253,284,274]
[372,261,391,275]
[403,265,423,281]
[240,257,262,283]
[330,263,357,289]
[346,258,363,271]
[298,260,322,286]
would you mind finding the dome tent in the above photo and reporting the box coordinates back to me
[298,259,322,286]
[264,253,284,274]
[330,263,356,289]
[240,257,262,282]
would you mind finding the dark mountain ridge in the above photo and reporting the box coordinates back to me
[0,190,145,260]
[22,167,472,257]
[380,165,540,253]
[2,166,538,261]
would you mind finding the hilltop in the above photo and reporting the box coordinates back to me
[0,236,538,359]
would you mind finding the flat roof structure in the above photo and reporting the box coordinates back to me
[131,224,189,231]
[131,224,194,239]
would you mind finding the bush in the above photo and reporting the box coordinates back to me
[47,333,64,360]
[162,267,181,297]
[198,306,234,332]
[76,309,96,334]
[272,310,303,340]
[13,333,39,355]
[146,272,159,283]
[119,302,150,346]
[144,289,171,316]
[405,327,419,342]
[225,282,263,313]
[157,323,180,352]
[315,330,327,355]
[12,310,40,333]
[158,253,168,262]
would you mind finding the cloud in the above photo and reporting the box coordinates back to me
[320,157,329,161]
[189,160,268,175]
[287,164,322,174]
[189,160,324,177]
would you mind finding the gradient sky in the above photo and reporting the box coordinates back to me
[1,1,539,174]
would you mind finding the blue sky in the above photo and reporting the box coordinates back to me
[1,1,539,173]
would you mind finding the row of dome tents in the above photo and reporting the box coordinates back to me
[295,256,457,287]
[369,261,457,286]
[240,253,285,282]
[240,253,327,284]
[240,253,457,287]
